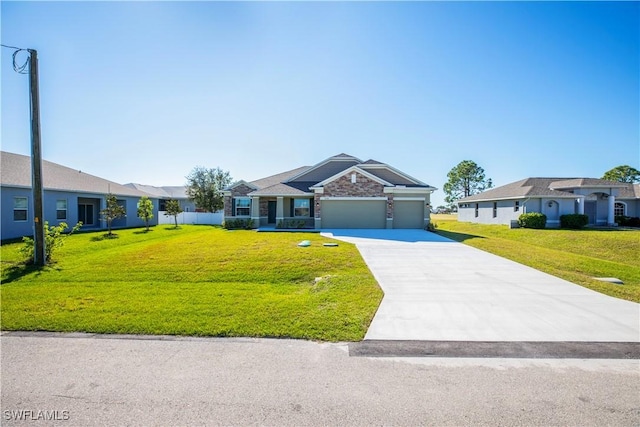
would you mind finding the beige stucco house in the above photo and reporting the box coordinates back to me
[223,153,436,229]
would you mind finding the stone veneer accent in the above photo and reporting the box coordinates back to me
[319,173,394,219]
[224,184,255,216]
[323,173,386,197]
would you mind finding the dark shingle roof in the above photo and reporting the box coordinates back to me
[235,153,435,195]
[250,166,310,189]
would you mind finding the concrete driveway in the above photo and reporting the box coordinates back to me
[321,229,640,342]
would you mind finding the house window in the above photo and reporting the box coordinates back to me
[14,197,28,221]
[474,203,479,218]
[514,201,520,212]
[56,199,68,220]
[493,202,497,218]
[614,202,625,217]
[294,199,310,217]
[235,198,251,216]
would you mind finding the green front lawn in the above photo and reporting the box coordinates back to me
[431,214,640,303]
[1,226,383,341]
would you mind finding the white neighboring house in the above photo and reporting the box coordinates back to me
[457,177,640,227]
[123,184,223,225]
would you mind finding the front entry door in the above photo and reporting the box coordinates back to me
[267,201,277,224]
[584,201,597,225]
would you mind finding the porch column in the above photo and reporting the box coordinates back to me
[607,195,615,226]
[576,198,584,215]
[314,194,322,229]
[251,196,260,227]
[276,197,284,223]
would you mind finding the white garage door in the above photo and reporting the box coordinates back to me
[321,200,386,229]
[394,201,424,229]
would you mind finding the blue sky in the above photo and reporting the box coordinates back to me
[2,1,638,207]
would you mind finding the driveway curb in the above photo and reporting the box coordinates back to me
[349,340,640,359]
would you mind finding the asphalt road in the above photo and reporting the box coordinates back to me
[2,333,639,426]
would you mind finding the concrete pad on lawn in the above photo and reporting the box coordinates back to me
[321,229,640,342]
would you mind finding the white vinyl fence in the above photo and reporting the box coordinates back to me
[159,211,223,225]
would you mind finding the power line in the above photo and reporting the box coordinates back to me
[1,44,31,74]
[1,43,27,50]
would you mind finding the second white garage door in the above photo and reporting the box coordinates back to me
[321,200,386,229]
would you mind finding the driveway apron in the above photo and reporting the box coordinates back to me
[321,229,640,342]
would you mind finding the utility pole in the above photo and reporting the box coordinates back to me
[29,49,46,266]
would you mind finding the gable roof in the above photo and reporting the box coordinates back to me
[225,153,435,197]
[359,161,431,187]
[286,153,362,183]
[310,165,394,189]
[459,177,640,203]
[1,151,148,198]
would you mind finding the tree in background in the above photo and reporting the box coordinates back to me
[137,196,154,231]
[100,194,126,237]
[601,165,640,183]
[443,160,493,206]
[164,199,183,228]
[186,167,232,212]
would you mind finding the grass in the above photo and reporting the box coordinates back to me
[0,226,383,341]
[431,214,640,303]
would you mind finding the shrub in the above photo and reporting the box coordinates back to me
[223,219,254,230]
[19,221,83,264]
[616,216,640,228]
[518,212,546,229]
[276,220,310,229]
[560,214,589,229]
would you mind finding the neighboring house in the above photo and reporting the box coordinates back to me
[223,153,436,229]
[457,177,640,227]
[1,151,159,241]
[123,183,197,212]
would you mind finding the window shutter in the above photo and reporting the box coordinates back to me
[231,198,236,216]
[310,198,314,217]
[289,200,294,217]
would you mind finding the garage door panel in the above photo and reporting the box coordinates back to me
[322,200,386,229]
[394,201,424,229]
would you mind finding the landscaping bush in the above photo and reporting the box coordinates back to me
[560,214,589,229]
[276,220,309,229]
[19,221,82,264]
[223,219,254,230]
[616,216,640,228]
[518,212,547,229]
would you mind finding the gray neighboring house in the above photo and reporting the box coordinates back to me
[123,183,196,213]
[1,151,159,241]
[457,177,640,227]
[223,153,437,229]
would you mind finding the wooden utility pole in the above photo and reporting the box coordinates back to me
[29,49,46,266]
